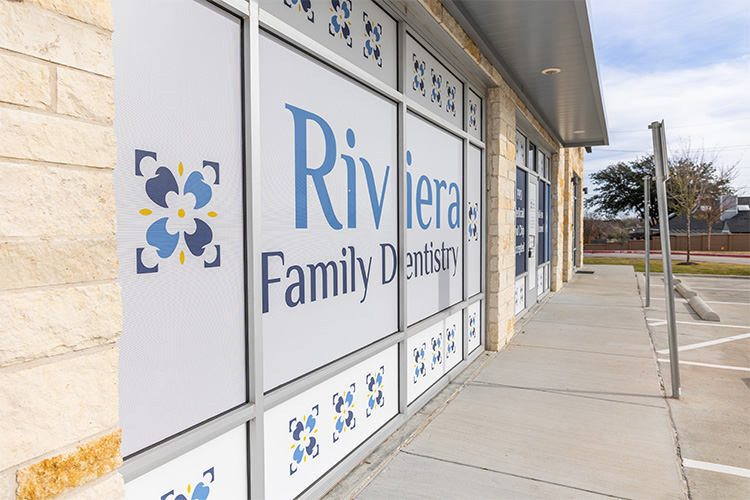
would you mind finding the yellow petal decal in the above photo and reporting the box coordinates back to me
[139,209,152,216]
[178,161,184,176]
[180,251,185,265]
[188,485,191,494]
[207,212,217,218]
[178,208,186,218]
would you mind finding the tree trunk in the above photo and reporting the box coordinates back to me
[707,227,712,251]
[686,216,691,263]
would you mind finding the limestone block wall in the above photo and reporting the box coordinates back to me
[417,0,583,348]
[0,1,124,499]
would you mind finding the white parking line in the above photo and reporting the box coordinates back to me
[650,297,749,306]
[677,320,750,329]
[683,459,750,479]
[647,319,668,327]
[651,285,750,292]
[657,359,750,372]
[656,333,750,354]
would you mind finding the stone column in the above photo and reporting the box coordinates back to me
[0,1,124,499]
[485,86,517,350]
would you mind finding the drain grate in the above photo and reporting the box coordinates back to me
[576,270,595,274]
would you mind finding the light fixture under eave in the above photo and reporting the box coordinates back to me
[573,130,585,134]
[541,67,561,75]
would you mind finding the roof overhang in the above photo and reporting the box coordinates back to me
[441,0,609,147]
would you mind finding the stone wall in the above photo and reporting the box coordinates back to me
[0,1,124,499]
[416,0,584,347]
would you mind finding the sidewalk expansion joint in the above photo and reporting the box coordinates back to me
[469,380,666,409]
[512,343,654,360]
[400,451,632,499]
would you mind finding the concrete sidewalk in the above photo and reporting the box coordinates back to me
[333,265,688,499]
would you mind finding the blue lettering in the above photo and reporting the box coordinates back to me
[286,104,342,230]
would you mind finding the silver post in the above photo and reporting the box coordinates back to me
[644,176,650,307]
[649,120,680,398]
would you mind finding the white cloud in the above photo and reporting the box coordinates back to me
[586,55,750,194]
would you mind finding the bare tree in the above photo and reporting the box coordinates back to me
[667,146,716,263]
[695,164,738,250]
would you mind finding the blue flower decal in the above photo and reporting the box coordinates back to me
[284,0,314,23]
[468,202,479,242]
[469,101,478,130]
[469,312,477,341]
[446,324,456,356]
[412,54,426,96]
[413,343,426,383]
[430,332,443,370]
[363,12,383,67]
[332,383,356,442]
[430,69,442,107]
[329,0,352,47]
[160,467,214,500]
[446,83,456,116]
[135,150,221,274]
[289,405,320,475]
[365,367,385,417]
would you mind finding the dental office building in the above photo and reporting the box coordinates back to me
[0,0,607,498]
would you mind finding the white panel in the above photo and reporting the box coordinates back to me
[264,346,398,499]
[527,178,537,289]
[407,320,445,403]
[515,132,526,166]
[468,89,482,140]
[405,113,463,325]
[113,0,246,455]
[260,34,398,390]
[262,0,397,88]
[125,425,247,499]
[467,145,482,297]
[467,301,481,354]
[514,278,525,315]
[406,35,463,129]
[537,266,544,295]
[444,310,463,372]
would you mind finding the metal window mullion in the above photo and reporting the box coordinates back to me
[461,84,469,360]
[244,1,265,497]
[397,19,409,416]
[480,98,487,346]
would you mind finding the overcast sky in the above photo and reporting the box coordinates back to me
[586,0,750,197]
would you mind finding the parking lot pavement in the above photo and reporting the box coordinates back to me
[640,273,750,500]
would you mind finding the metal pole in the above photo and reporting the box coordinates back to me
[649,120,680,398]
[644,176,650,307]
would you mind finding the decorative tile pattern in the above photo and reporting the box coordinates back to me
[365,367,385,417]
[406,35,463,129]
[161,467,214,500]
[467,301,481,353]
[444,311,463,371]
[362,12,383,67]
[332,384,356,442]
[284,0,315,23]
[289,405,320,475]
[468,89,481,140]
[328,0,352,47]
[134,150,220,273]
[265,347,398,500]
[264,0,396,87]
[429,331,443,370]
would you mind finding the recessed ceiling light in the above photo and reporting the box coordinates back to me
[573,130,585,134]
[541,67,561,75]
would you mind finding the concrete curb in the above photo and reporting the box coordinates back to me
[675,283,720,321]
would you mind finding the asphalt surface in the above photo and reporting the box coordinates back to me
[640,273,750,500]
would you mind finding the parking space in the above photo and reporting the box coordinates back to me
[641,274,750,500]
